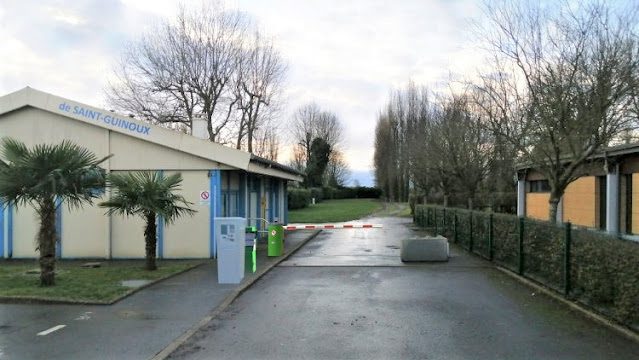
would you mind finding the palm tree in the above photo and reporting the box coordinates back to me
[0,138,109,286]
[100,172,195,270]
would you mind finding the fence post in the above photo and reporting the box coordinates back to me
[518,217,525,275]
[443,207,447,233]
[469,211,474,252]
[434,208,438,235]
[453,210,458,243]
[563,222,572,296]
[488,213,494,261]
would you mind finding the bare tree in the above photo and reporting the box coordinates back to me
[434,94,492,208]
[474,0,639,221]
[107,3,251,143]
[106,21,198,128]
[290,103,322,167]
[375,80,505,208]
[252,126,280,161]
[234,31,287,152]
[387,89,410,201]
[374,111,399,201]
[289,103,344,172]
[290,145,306,172]
[375,85,426,202]
[325,152,350,187]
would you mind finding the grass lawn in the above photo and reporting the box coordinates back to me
[0,259,203,304]
[288,198,382,223]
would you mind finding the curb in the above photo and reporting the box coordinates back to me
[496,267,639,343]
[150,230,322,360]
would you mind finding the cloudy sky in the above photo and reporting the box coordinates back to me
[0,0,483,186]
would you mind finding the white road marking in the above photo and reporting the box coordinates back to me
[37,325,66,336]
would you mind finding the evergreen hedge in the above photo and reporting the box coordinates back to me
[288,188,311,210]
[288,186,382,209]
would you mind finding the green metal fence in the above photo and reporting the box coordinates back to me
[414,204,639,331]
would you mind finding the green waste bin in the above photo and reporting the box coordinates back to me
[267,224,284,257]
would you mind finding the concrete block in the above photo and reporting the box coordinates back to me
[401,236,449,262]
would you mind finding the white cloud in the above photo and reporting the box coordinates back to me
[1,0,485,184]
[119,0,179,17]
[0,0,169,105]
[47,7,88,26]
[235,0,484,179]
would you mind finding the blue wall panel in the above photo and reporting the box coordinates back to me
[156,170,164,259]
[209,170,222,258]
[283,182,289,224]
[0,202,4,258]
[55,197,62,258]
[7,204,13,258]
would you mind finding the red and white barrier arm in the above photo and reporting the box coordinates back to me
[285,223,383,230]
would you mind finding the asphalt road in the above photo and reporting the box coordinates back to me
[0,231,315,360]
[169,217,639,360]
[0,262,237,360]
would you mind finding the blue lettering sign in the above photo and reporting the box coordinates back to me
[58,103,71,112]
[58,102,151,136]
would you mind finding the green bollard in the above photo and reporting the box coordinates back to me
[267,224,284,256]
[245,237,257,273]
[245,226,258,272]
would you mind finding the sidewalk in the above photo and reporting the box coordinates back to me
[0,230,319,360]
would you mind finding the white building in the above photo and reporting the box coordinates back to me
[0,87,303,259]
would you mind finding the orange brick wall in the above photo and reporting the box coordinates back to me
[562,177,596,228]
[526,193,550,221]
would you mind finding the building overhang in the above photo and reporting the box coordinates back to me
[0,87,301,181]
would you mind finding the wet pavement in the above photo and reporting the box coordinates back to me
[168,216,639,360]
[280,218,409,267]
[0,230,317,360]
[280,217,474,267]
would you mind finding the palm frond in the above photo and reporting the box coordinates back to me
[0,137,29,164]
[0,138,108,208]
[100,171,196,224]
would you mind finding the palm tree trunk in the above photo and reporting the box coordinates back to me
[38,197,57,286]
[144,212,157,270]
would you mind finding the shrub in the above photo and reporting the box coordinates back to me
[290,186,383,203]
[322,186,336,200]
[288,188,311,210]
[308,187,324,203]
[354,186,382,198]
[317,186,384,200]
[335,187,356,199]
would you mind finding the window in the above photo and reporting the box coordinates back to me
[598,176,607,230]
[529,180,550,193]
[221,191,239,217]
